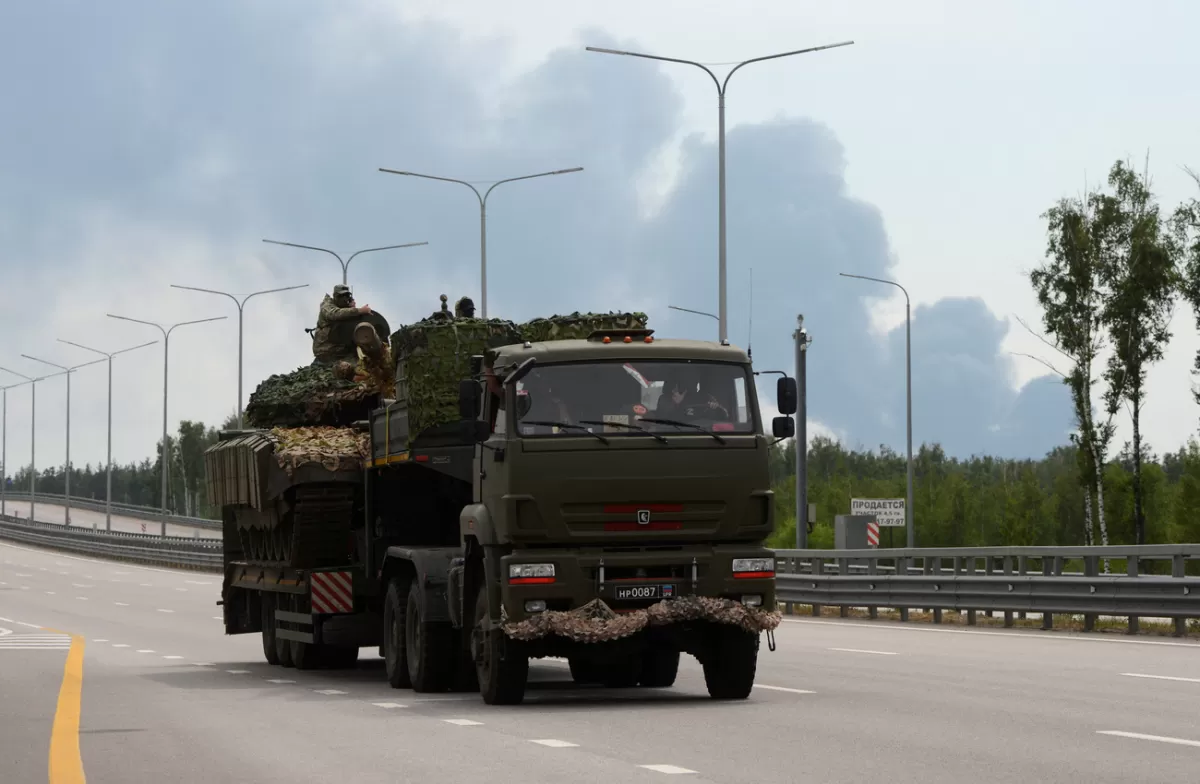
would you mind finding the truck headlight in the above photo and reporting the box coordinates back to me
[509,563,556,584]
[732,558,775,578]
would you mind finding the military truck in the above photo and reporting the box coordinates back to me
[209,309,794,704]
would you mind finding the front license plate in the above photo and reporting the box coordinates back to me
[615,584,673,601]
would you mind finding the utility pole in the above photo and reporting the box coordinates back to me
[378,167,583,319]
[586,41,853,343]
[58,339,157,531]
[794,316,812,548]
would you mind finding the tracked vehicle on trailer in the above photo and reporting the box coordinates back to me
[207,305,791,703]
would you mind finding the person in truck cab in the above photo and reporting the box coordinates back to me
[655,368,729,421]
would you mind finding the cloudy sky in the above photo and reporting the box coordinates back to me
[2,0,1198,476]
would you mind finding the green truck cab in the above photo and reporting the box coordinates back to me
[211,322,793,705]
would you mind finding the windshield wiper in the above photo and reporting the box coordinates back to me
[520,420,609,444]
[580,420,668,444]
[637,417,726,444]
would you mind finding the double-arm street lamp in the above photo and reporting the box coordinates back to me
[21,354,107,525]
[107,314,226,536]
[378,167,584,319]
[667,304,719,339]
[57,339,158,531]
[1,380,34,517]
[586,41,854,343]
[0,366,70,525]
[260,240,428,287]
[839,272,914,548]
[170,284,309,429]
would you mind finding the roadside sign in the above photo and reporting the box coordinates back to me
[866,521,880,547]
[850,498,906,527]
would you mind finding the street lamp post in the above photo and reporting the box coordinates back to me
[260,240,428,287]
[377,167,584,319]
[0,366,69,525]
[1,381,34,517]
[170,284,309,429]
[667,304,719,339]
[586,41,854,344]
[839,272,914,548]
[57,339,157,531]
[794,316,812,548]
[21,354,107,526]
[107,314,226,536]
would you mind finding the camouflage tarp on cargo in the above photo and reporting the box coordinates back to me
[501,596,781,643]
[268,426,370,476]
[244,363,383,429]
[518,311,649,343]
[390,315,522,439]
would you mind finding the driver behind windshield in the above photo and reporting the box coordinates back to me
[654,367,730,421]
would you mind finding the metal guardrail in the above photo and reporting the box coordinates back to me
[774,546,1200,637]
[0,513,222,571]
[0,491,221,530]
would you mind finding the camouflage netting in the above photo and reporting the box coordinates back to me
[518,311,649,343]
[501,596,782,644]
[390,315,523,437]
[244,363,384,429]
[267,426,370,476]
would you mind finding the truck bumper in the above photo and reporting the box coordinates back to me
[499,544,777,625]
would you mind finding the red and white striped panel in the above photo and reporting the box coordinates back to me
[310,571,354,615]
[866,521,880,547]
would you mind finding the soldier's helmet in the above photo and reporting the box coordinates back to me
[455,296,476,318]
[332,284,353,304]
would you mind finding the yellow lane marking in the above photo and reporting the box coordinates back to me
[49,629,86,783]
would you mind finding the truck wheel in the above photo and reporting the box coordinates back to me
[383,579,412,688]
[275,594,295,668]
[261,594,280,665]
[405,578,454,692]
[568,657,601,685]
[287,593,323,670]
[323,646,359,670]
[639,647,680,688]
[702,628,759,700]
[474,585,527,705]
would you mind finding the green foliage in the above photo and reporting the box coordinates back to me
[1169,168,1200,410]
[244,363,374,429]
[765,435,1200,549]
[518,312,649,343]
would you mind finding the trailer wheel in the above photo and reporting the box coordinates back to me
[261,594,280,666]
[405,578,454,692]
[289,592,323,671]
[383,579,412,689]
[639,647,680,688]
[275,594,295,668]
[702,628,759,700]
[474,585,527,705]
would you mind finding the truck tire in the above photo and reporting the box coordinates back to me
[276,593,295,668]
[474,585,527,705]
[261,594,280,665]
[702,628,759,700]
[383,579,412,689]
[639,647,680,688]
[568,657,601,685]
[405,578,454,692]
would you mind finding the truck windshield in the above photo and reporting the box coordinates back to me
[514,360,755,437]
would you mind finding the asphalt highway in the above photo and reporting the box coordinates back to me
[2,540,1199,783]
[1,499,221,539]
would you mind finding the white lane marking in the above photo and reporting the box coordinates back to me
[226,669,250,674]
[314,689,347,695]
[1121,673,1200,684]
[163,655,183,660]
[139,583,152,587]
[373,702,407,709]
[136,649,155,654]
[114,602,129,606]
[267,679,296,684]
[755,684,816,695]
[71,583,93,588]
[112,644,130,648]
[75,597,88,601]
[113,571,130,575]
[185,580,212,585]
[0,617,43,629]
[45,591,55,595]
[1097,730,1200,748]
[639,765,696,774]
[57,572,68,575]
[781,617,1200,649]
[444,719,483,726]
[0,581,6,585]
[0,627,10,637]
[192,662,214,666]
[830,647,898,656]
[175,588,187,592]
[15,573,31,577]
[413,696,472,702]
[19,586,29,590]
[94,639,109,643]
[156,609,174,614]
[211,616,222,621]
[531,739,579,748]
[0,541,206,576]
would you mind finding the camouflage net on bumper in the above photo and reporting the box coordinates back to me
[501,596,781,643]
[268,426,370,476]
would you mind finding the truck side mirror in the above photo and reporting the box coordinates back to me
[772,416,795,439]
[777,377,797,416]
[459,379,481,420]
